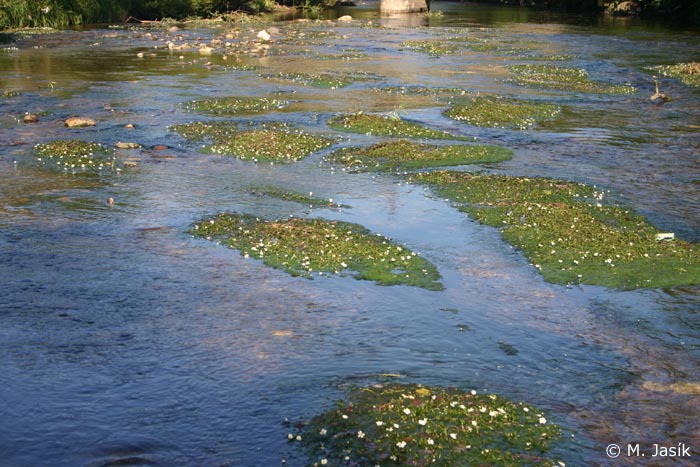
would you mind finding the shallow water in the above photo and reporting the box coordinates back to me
[1,2,699,466]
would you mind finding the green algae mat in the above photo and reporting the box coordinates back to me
[189,214,443,290]
[325,140,512,172]
[410,171,700,289]
[171,122,335,163]
[445,96,561,130]
[34,139,117,172]
[328,113,469,140]
[291,384,563,467]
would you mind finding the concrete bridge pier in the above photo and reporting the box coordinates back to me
[380,0,429,13]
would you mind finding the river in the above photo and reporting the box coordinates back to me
[1,2,699,466]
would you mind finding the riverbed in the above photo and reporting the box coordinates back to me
[1,2,699,466]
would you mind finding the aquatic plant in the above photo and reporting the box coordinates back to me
[325,140,512,172]
[507,64,635,94]
[189,214,443,290]
[410,171,700,289]
[34,139,116,172]
[402,40,462,58]
[252,186,349,209]
[170,121,238,140]
[292,383,562,467]
[445,96,561,130]
[172,122,335,163]
[654,62,700,87]
[374,85,471,98]
[260,72,378,89]
[183,96,288,115]
[328,113,468,140]
[1,90,20,98]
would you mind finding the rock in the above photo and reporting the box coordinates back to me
[23,113,39,123]
[123,158,140,167]
[136,52,144,58]
[169,26,180,33]
[65,116,96,128]
[337,15,353,22]
[151,145,169,151]
[199,46,213,55]
[267,26,281,35]
[257,30,271,41]
[115,142,141,149]
[124,123,135,129]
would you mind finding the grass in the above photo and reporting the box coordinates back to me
[654,62,700,88]
[34,139,116,172]
[445,96,561,130]
[292,383,563,467]
[182,96,289,115]
[252,186,349,209]
[410,171,700,289]
[189,214,443,290]
[171,122,335,163]
[507,64,635,94]
[328,113,469,140]
[325,140,512,172]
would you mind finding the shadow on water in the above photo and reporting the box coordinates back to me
[1,3,700,466]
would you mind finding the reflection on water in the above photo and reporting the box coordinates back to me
[1,3,699,466]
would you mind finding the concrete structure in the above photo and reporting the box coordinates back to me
[380,0,429,13]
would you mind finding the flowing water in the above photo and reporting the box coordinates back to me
[1,2,699,466]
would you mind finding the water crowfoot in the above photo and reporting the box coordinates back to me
[188,213,443,290]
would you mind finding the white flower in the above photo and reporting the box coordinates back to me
[427,438,434,445]
[449,433,457,440]
[342,414,348,419]
[396,441,407,448]
[296,435,302,441]
[418,418,427,426]
[319,428,327,436]
[470,389,477,395]
[357,430,365,438]
[287,433,294,440]
[376,420,384,426]
[403,408,411,415]
[320,459,327,465]
[539,416,547,424]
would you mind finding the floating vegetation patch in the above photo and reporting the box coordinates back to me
[170,121,238,141]
[252,186,349,209]
[328,113,468,140]
[1,90,20,98]
[172,122,335,163]
[374,85,471,98]
[410,171,700,289]
[507,64,635,94]
[259,71,378,89]
[402,40,462,58]
[34,139,116,172]
[445,96,561,130]
[654,62,700,88]
[291,384,562,467]
[182,96,288,115]
[325,140,512,172]
[189,214,443,289]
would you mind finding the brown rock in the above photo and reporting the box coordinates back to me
[65,116,96,128]
[23,113,39,123]
[115,141,141,149]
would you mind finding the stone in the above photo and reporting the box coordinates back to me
[115,142,141,149]
[65,116,96,128]
[23,113,39,123]
[379,0,428,13]
[337,15,353,22]
[257,30,271,42]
